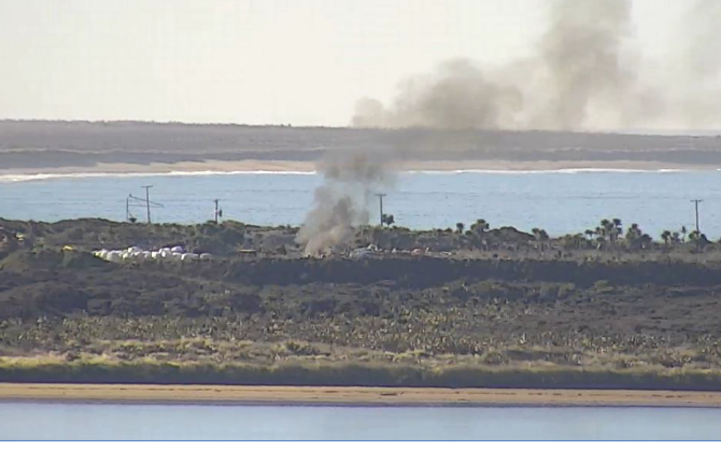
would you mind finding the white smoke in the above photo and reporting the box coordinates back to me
[296,152,395,255]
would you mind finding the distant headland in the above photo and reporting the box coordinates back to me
[1,120,720,175]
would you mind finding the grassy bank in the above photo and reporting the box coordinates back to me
[3,218,721,390]
[2,357,721,391]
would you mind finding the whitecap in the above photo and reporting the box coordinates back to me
[0,169,317,183]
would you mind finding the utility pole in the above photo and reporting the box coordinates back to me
[691,199,703,233]
[128,191,163,223]
[213,199,223,224]
[125,194,135,223]
[376,193,386,226]
[142,185,153,224]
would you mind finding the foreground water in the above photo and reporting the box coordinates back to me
[2,170,721,238]
[0,403,720,440]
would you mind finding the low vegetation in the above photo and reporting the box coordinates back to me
[2,218,721,388]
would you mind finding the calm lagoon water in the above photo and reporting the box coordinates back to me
[1,403,720,440]
[2,170,721,239]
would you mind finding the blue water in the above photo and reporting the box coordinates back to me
[2,171,721,238]
[0,403,720,440]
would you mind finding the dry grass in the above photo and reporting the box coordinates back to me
[3,355,721,390]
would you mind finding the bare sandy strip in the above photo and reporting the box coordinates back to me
[1,383,721,407]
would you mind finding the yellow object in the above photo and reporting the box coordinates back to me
[62,245,76,252]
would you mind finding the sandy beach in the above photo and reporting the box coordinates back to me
[1,383,721,407]
[1,158,718,180]
[3,121,721,177]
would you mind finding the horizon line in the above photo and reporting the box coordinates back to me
[1,118,720,138]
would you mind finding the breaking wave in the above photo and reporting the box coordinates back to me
[0,167,710,183]
[0,170,317,183]
[405,168,696,175]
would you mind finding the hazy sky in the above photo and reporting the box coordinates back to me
[0,0,694,126]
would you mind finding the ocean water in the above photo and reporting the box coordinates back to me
[0,403,720,440]
[2,170,721,239]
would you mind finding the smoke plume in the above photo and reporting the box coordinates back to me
[305,0,721,253]
[296,152,395,255]
[352,0,721,131]
[352,59,522,130]
[534,0,634,129]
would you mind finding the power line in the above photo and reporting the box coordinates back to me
[126,195,136,223]
[691,199,703,233]
[142,185,153,224]
[128,194,163,207]
[125,187,163,224]
[213,199,223,224]
[375,193,386,226]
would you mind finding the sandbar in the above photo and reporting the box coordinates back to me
[1,383,721,407]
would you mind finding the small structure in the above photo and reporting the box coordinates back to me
[349,244,379,259]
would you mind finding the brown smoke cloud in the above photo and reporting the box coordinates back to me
[352,0,721,132]
[296,152,395,255]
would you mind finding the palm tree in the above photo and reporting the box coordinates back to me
[594,218,623,246]
[640,233,653,248]
[596,219,613,248]
[625,223,647,250]
[531,228,549,250]
[470,219,490,234]
[661,230,672,245]
[595,225,606,239]
[532,228,549,241]
[563,233,585,249]
[456,222,465,234]
[689,230,709,251]
[625,223,640,239]
[610,218,623,242]
[469,219,490,251]
[672,231,680,243]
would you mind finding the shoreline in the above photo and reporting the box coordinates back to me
[0,158,719,180]
[1,383,721,408]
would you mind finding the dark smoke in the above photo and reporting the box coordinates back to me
[352,0,720,131]
[296,152,395,255]
[307,0,721,253]
[353,59,522,130]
